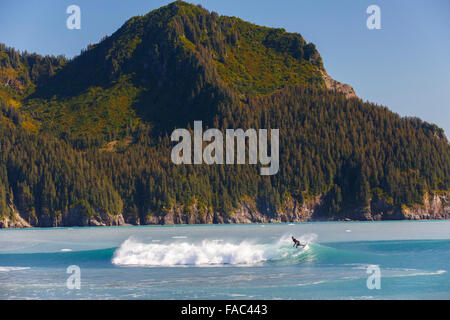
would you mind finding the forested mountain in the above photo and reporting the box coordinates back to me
[0,1,449,227]
[0,43,66,99]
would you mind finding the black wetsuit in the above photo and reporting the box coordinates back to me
[292,237,301,248]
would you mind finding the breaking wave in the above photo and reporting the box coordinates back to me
[112,234,317,266]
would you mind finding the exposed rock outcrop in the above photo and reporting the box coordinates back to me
[0,203,125,228]
[0,200,32,228]
[0,213,31,228]
[131,191,450,225]
[398,193,449,220]
[321,70,358,99]
[59,205,125,227]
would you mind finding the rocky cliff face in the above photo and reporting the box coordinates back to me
[0,204,125,228]
[398,193,449,220]
[116,191,450,226]
[223,191,449,223]
[321,70,358,99]
[1,192,448,228]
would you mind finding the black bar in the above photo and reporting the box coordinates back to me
[0,300,443,319]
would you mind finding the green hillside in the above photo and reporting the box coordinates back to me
[22,1,324,139]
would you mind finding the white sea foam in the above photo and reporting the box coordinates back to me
[297,280,327,287]
[0,266,30,272]
[112,234,316,267]
[395,269,447,277]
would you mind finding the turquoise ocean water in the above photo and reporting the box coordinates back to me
[0,221,449,299]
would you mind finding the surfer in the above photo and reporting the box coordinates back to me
[292,236,304,248]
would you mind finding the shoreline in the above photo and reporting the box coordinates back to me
[2,191,448,229]
[2,217,450,230]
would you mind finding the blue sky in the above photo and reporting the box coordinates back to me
[1,0,449,136]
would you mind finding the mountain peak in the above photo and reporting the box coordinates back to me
[16,1,356,138]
